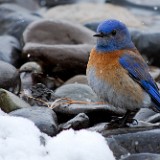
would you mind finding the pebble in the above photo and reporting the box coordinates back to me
[0,60,21,94]
[0,89,31,113]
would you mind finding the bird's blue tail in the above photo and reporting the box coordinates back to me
[142,80,160,112]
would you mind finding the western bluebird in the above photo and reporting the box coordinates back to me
[87,19,160,126]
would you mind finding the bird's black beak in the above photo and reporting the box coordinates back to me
[93,33,104,37]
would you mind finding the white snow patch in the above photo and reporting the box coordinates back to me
[0,115,115,160]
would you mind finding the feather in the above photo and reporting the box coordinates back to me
[119,53,160,111]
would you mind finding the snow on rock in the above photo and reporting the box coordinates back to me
[0,115,115,160]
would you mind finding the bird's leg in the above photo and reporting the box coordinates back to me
[109,110,139,128]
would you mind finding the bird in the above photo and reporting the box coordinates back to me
[86,19,160,127]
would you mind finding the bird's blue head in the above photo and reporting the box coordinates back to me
[94,19,135,52]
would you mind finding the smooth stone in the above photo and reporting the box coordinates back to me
[59,113,89,131]
[0,60,21,94]
[122,153,160,160]
[54,83,99,102]
[22,19,95,80]
[0,3,40,41]
[44,3,143,28]
[0,89,31,113]
[0,35,21,67]
[106,129,160,154]
[10,106,58,136]
[64,75,88,85]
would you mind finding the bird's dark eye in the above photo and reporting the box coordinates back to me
[111,30,116,36]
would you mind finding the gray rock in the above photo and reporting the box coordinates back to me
[131,30,160,67]
[10,106,58,136]
[54,84,99,102]
[59,113,89,131]
[122,153,160,160]
[0,89,31,113]
[0,35,21,67]
[0,61,21,94]
[39,0,76,7]
[0,3,40,41]
[64,75,88,85]
[23,19,95,80]
[106,129,160,155]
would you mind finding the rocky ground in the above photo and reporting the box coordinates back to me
[0,0,160,159]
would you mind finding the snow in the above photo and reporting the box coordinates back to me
[0,115,115,160]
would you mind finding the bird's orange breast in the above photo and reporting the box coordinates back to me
[87,48,144,109]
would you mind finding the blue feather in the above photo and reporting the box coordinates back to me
[119,54,160,111]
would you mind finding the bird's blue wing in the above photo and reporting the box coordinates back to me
[119,53,160,111]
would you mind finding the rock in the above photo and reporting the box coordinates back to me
[39,0,76,7]
[59,113,89,131]
[44,3,143,28]
[149,66,160,80]
[14,0,40,11]
[131,30,160,67]
[10,106,58,136]
[0,35,21,67]
[106,129,160,155]
[0,60,21,94]
[122,153,160,160]
[88,122,108,133]
[64,75,88,85]
[23,19,95,80]
[0,3,40,41]
[0,89,31,113]
[54,84,99,102]
[134,108,160,123]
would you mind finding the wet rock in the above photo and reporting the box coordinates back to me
[55,84,99,102]
[44,3,143,28]
[106,129,160,155]
[0,60,21,94]
[122,153,160,160]
[23,19,95,80]
[0,3,40,41]
[10,106,58,136]
[59,113,89,131]
[0,35,21,67]
[0,89,31,113]
[64,75,88,85]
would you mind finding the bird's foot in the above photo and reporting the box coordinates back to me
[108,111,138,128]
